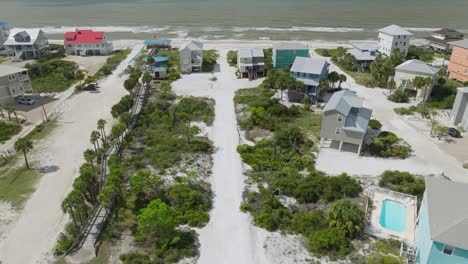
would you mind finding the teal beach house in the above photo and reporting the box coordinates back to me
[415,177,468,264]
[272,43,309,69]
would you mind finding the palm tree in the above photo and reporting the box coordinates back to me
[338,74,347,88]
[15,137,33,169]
[142,72,152,86]
[90,130,101,153]
[124,77,137,95]
[84,149,97,175]
[5,107,14,121]
[327,71,340,88]
[97,119,107,142]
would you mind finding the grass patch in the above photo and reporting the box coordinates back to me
[0,165,41,207]
[0,56,8,64]
[0,120,22,143]
[374,239,401,256]
[85,242,111,264]
[94,49,131,77]
[25,120,58,141]
[315,48,341,57]
[26,59,80,93]
[156,49,181,81]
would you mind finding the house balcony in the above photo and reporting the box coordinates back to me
[19,74,29,82]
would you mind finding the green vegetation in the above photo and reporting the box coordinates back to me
[315,48,342,57]
[370,50,406,87]
[407,45,435,63]
[156,49,181,81]
[0,165,40,207]
[426,77,461,109]
[0,56,8,64]
[260,68,305,100]
[202,50,219,72]
[388,89,410,103]
[37,44,66,62]
[227,50,238,66]
[95,49,131,77]
[26,59,80,93]
[0,120,22,143]
[263,48,273,72]
[367,253,403,264]
[373,239,401,256]
[379,170,425,200]
[367,131,412,159]
[368,119,382,130]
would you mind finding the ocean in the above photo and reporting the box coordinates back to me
[0,0,467,41]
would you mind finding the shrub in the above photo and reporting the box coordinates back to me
[0,120,22,143]
[378,170,425,199]
[227,51,238,66]
[120,253,151,264]
[328,199,365,239]
[367,253,403,264]
[368,131,412,158]
[322,174,363,202]
[202,50,219,72]
[307,228,353,258]
[289,210,328,236]
[368,119,382,130]
[26,59,79,93]
[388,89,409,103]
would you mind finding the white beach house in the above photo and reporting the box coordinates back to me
[4,28,50,61]
[180,40,203,73]
[64,29,113,56]
[394,59,439,102]
[377,25,413,57]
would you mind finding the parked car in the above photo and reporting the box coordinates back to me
[82,83,97,91]
[18,97,35,105]
[88,82,99,88]
[448,127,461,138]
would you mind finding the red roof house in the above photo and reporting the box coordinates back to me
[64,29,112,56]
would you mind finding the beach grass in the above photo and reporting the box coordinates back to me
[0,120,22,143]
[0,56,8,64]
[28,59,80,93]
[315,48,343,57]
[0,164,41,207]
[94,49,131,77]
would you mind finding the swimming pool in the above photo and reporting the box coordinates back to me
[380,199,407,233]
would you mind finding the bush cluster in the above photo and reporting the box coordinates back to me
[0,120,22,143]
[379,170,425,200]
[26,59,79,93]
[368,131,412,159]
[388,89,410,103]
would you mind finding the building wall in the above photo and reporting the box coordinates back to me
[450,91,468,130]
[321,111,364,146]
[415,193,432,264]
[394,70,435,102]
[378,32,411,57]
[179,47,192,73]
[273,49,309,69]
[65,40,112,56]
[427,242,468,264]
[448,46,468,83]
[0,25,8,50]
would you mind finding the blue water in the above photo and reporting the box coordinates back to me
[380,199,407,233]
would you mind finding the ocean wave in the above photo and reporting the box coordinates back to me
[232,26,365,33]
[405,27,441,32]
[32,26,170,34]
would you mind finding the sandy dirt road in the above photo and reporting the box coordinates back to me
[0,45,142,264]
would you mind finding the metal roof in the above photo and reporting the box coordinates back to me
[351,42,377,52]
[273,42,308,50]
[433,28,464,36]
[378,25,413,36]
[144,39,171,45]
[181,40,203,51]
[425,177,468,250]
[238,48,264,59]
[449,39,468,49]
[290,57,329,75]
[457,87,468,94]
[0,65,28,77]
[347,48,376,61]
[395,59,439,75]
[4,28,44,45]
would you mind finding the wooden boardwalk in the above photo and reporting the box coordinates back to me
[66,83,148,263]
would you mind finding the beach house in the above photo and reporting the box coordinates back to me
[447,39,468,83]
[237,48,265,79]
[4,28,50,61]
[394,59,439,102]
[450,87,468,131]
[64,29,113,56]
[347,43,377,71]
[320,90,372,155]
[180,40,203,73]
[377,25,413,57]
[272,43,309,69]
[289,57,329,104]
[425,28,464,52]
[0,21,9,50]
[144,39,171,50]
[415,177,468,264]
[0,65,33,106]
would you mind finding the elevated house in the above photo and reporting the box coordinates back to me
[425,28,464,52]
[448,39,468,83]
[394,59,439,102]
[180,40,203,73]
[4,28,50,61]
[378,25,413,57]
[64,29,113,56]
[289,57,329,104]
[415,177,468,264]
[272,43,309,69]
[0,21,9,50]
[320,90,372,155]
[237,48,265,79]
[450,87,468,131]
[347,43,377,71]
[143,55,169,79]
[0,65,33,106]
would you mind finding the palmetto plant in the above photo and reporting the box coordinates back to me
[15,137,33,169]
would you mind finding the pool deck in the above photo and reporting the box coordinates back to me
[366,187,416,243]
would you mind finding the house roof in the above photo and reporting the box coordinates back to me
[395,59,439,75]
[347,48,376,61]
[457,87,468,94]
[433,28,463,36]
[273,42,308,50]
[449,39,468,49]
[351,42,377,52]
[4,28,44,45]
[152,67,167,72]
[0,65,28,77]
[290,57,329,75]
[64,29,105,44]
[144,39,171,45]
[323,90,371,133]
[238,48,264,59]
[181,40,203,51]
[425,177,468,250]
[379,25,413,36]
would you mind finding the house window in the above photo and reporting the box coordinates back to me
[443,245,454,255]
[8,75,16,81]
[335,128,341,135]
[337,115,343,122]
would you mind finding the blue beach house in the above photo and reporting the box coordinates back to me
[272,43,309,69]
[415,177,468,264]
[289,57,329,104]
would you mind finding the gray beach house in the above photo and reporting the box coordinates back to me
[289,56,329,104]
[0,65,33,106]
[180,40,203,73]
[450,87,468,131]
[320,90,372,155]
[4,28,50,61]
[237,48,265,79]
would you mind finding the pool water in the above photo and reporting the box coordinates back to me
[380,199,407,233]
